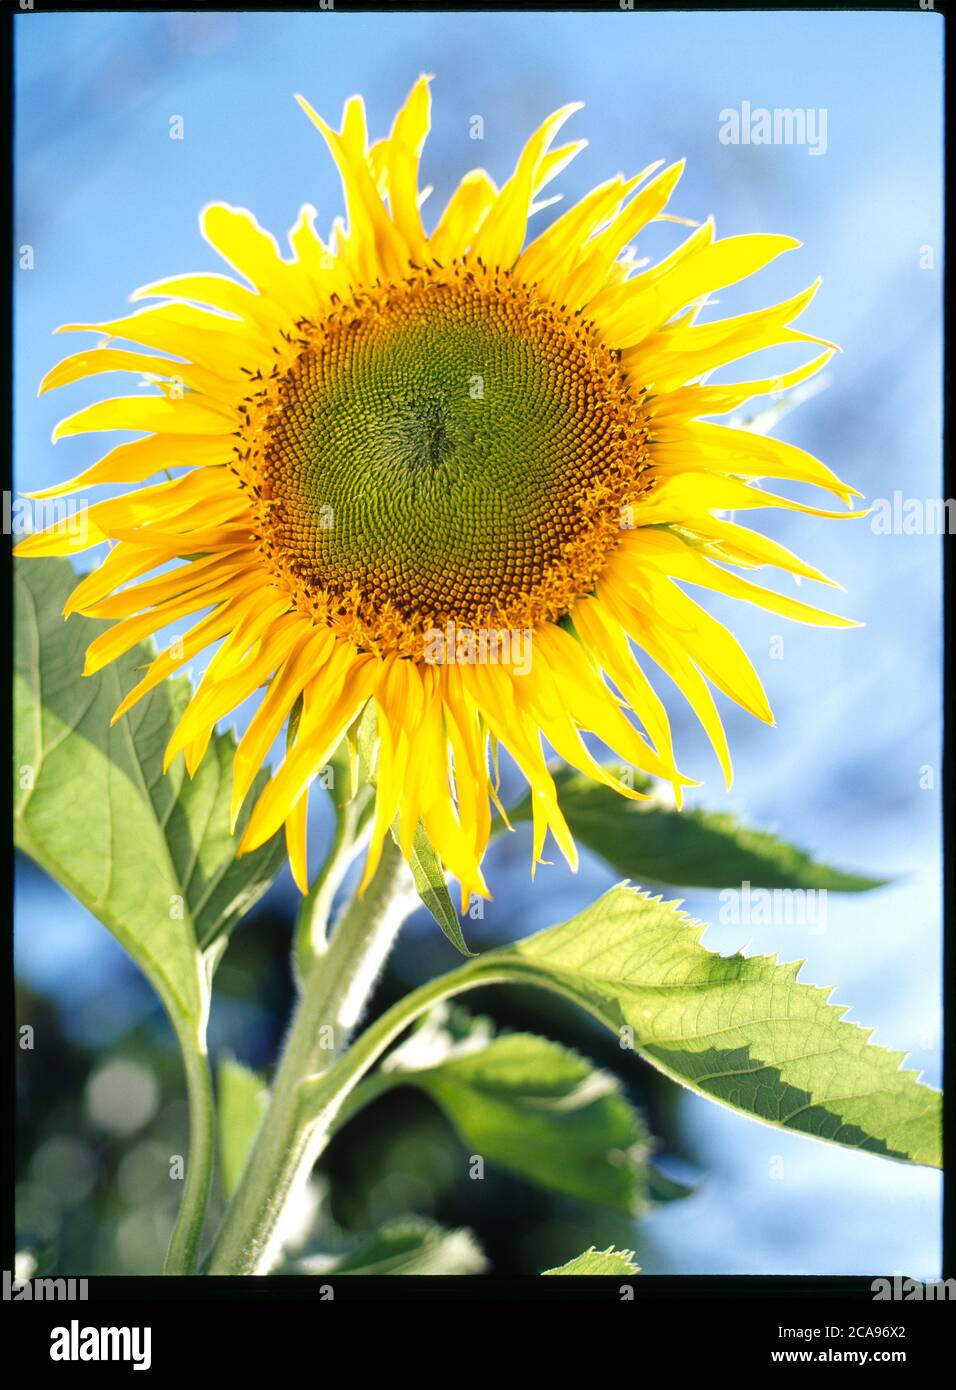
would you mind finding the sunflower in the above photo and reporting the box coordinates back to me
[18,76,860,910]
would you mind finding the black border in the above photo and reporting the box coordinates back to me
[3,0,951,1331]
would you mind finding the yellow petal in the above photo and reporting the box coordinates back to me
[566,160,686,305]
[471,103,583,268]
[287,204,352,301]
[598,578,734,785]
[80,548,250,619]
[52,394,235,442]
[429,169,498,262]
[637,571,774,723]
[624,282,834,391]
[38,347,230,402]
[56,303,262,374]
[650,420,858,503]
[230,628,335,821]
[676,516,840,586]
[386,74,433,261]
[84,571,262,676]
[130,271,288,337]
[285,792,310,894]
[63,540,174,616]
[572,596,679,784]
[295,92,409,283]
[24,434,236,501]
[532,623,688,784]
[616,528,860,628]
[166,612,303,768]
[634,470,866,523]
[110,601,242,723]
[243,648,378,853]
[517,174,637,289]
[651,347,836,421]
[200,203,309,316]
[592,230,799,348]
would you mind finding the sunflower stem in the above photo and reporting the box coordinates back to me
[205,834,415,1275]
[163,1018,215,1276]
[292,787,372,988]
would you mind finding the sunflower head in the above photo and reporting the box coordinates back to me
[19,75,861,910]
[243,258,653,658]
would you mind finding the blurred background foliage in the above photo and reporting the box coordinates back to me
[17,869,698,1276]
[14,8,943,1276]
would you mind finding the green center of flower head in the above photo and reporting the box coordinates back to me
[254,264,652,656]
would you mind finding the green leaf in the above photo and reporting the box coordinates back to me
[400,821,475,957]
[14,557,286,1035]
[325,717,360,809]
[297,1219,488,1275]
[543,1246,640,1276]
[355,700,378,790]
[217,1055,268,1200]
[506,767,885,892]
[13,557,286,1273]
[647,1165,696,1204]
[14,557,292,1268]
[176,731,288,952]
[378,1007,650,1211]
[478,886,941,1167]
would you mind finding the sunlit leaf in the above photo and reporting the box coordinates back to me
[13,558,285,1036]
[474,886,940,1167]
[543,1246,640,1275]
[400,821,475,957]
[378,1008,651,1211]
[507,767,885,892]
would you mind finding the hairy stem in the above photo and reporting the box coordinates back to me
[205,836,415,1275]
[292,788,372,985]
[163,1020,215,1276]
